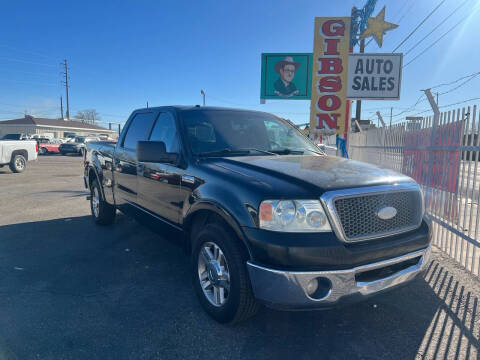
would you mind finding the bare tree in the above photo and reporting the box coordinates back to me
[74,109,101,125]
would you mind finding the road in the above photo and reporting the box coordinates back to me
[0,156,480,359]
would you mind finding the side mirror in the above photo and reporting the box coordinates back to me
[136,141,178,164]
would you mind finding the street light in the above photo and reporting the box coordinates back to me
[200,89,205,106]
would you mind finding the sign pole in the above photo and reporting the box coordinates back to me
[354,38,365,126]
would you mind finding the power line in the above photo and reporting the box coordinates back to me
[403,9,479,68]
[392,97,480,122]
[391,94,426,118]
[438,73,480,95]
[0,44,57,60]
[431,71,480,89]
[0,79,59,87]
[404,0,472,56]
[392,0,447,52]
[396,0,416,24]
[364,0,415,49]
[0,56,57,67]
[0,69,59,77]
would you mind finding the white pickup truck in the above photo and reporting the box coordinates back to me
[0,140,38,173]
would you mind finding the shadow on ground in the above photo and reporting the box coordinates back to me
[0,215,478,359]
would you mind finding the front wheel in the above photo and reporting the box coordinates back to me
[39,147,47,155]
[9,154,26,173]
[191,223,259,324]
[90,179,116,225]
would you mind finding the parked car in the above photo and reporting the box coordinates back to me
[1,133,28,140]
[59,136,99,155]
[0,139,38,172]
[83,106,431,324]
[38,139,61,154]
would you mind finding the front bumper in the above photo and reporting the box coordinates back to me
[247,245,431,310]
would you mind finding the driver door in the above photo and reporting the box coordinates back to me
[137,112,183,226]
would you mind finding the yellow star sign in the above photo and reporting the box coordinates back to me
[360,6,398,48]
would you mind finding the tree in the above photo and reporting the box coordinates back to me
[74,109,100,125]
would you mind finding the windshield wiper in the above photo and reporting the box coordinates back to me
[197,148,278,157]
[272,148,326,156]
[241,148,278,156]
[197,148,250,157]
[271,148,305,155]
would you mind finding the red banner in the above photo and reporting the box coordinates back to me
[402,121,463,193]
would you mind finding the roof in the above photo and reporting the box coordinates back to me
[0,116,114,132]
[134,105,270,115]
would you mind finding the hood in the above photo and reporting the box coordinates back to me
[210,155,413,191]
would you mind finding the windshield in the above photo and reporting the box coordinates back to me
[181,110,319,156]
[74,136,86,143]
[2,134,21,140]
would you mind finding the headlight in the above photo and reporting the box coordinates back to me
[259,200,331,232]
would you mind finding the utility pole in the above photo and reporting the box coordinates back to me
[424,89,440,189]
[354,39,365,125]
[60,96,64,119]
[390,107,392,127]
[62,59,70,120]
[436,92,439,106]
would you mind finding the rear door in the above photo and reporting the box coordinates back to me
[113,111,158,206]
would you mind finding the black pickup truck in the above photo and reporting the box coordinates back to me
[84,106,431,324]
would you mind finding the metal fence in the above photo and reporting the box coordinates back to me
[349,104,480,276]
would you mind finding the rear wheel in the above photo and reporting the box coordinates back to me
[9,154,26,173]
[191,223,259,324]
[39,147,47,155]
[90,179,116,225]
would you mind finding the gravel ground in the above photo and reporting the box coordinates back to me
[0,156,479,359]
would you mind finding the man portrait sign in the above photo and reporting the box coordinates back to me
[274,56,300,97]
[260,53,312,100]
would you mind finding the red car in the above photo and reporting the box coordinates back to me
[38,139,61,154]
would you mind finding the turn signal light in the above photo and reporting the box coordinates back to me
[259,202,274,221]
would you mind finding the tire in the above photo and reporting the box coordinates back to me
[90,179,116,225]
[191,223,259,324]
[39,147,47,155]
[9,154,26,173]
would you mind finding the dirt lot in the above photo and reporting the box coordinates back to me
[0,156,480,359]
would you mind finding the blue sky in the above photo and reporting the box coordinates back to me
[1,0,479,128]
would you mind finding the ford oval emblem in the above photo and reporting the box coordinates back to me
[376,206,397,220]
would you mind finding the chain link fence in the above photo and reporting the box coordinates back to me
[349,104,480,276]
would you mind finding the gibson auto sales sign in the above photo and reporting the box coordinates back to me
[310,17,351,136]
[347,53,402,100]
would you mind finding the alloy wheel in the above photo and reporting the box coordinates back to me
[198,241,230,307]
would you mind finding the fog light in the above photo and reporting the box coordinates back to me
[306,278,319,296]
[306,277,332,300]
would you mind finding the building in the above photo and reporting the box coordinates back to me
[0,116,118,139]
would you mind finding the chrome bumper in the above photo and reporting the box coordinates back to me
[247,246,431,309]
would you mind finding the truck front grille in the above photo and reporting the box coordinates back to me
[321,185,424,243]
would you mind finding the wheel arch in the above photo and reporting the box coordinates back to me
[184,201,253,260]
[87,165,106,201]
[11,149,28,162]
